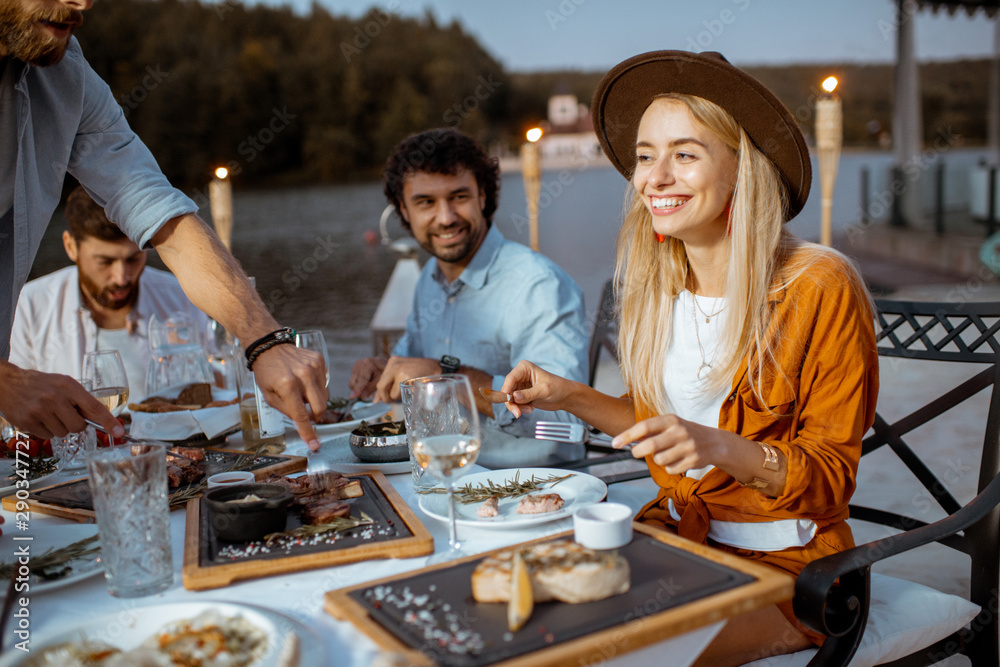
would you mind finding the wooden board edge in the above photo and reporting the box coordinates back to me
[323,591,434,666]
[180,470,432,591]
[362,470,434,549]
[2,495,94,522]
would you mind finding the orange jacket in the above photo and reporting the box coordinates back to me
[635,251,879,556]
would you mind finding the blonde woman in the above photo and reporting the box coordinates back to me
[501,50,879,665]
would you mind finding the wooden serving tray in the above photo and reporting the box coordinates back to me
[182,470,433,591]
[0,448,305,522]
[324,523,794,667]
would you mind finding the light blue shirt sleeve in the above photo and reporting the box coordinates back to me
[69,53,197,248]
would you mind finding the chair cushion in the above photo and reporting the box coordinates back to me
[742,573,980,667]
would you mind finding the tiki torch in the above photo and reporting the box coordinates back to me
[208,167,234,251]
[815,76,842,247]
[522,127,543,251]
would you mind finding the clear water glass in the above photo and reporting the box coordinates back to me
[86,442,173,597]
[294,329,331,389]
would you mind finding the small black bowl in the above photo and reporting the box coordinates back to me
[203,483,292,542]
[349,421,409,463]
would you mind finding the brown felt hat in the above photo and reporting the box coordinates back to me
[592,50,811,221]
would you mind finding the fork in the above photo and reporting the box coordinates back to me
[534,421,618,448]
[83,419,197,461]
[534,421,586,443]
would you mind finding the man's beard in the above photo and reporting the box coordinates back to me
[80,272,139,312]
[419,222,483,265]
[0,1,83,67]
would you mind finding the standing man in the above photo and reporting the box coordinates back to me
[350,128,588,436]
[0,0,325,449]
[10,186,209,402]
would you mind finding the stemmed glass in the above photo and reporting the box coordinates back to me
[295,330,330,389]
[83,351,130,445]
[401,375,481,564]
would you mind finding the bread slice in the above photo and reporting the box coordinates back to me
[472,539,630,604]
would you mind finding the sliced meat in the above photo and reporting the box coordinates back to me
[301,498,351,525]
[516,493,565,515]
[478,496,499,518]
[171,446,205,461]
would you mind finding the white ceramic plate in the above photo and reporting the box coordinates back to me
[297,433,411,475]
[285,401,392,436]
[418,468,608,529]
[0,458,61,498]
[0,525,103,597]
[0,600,326,667]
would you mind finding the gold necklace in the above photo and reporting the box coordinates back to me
[692,292,725,323]
[691,293,712,380]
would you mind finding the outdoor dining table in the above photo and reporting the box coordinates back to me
[0,426,794,666]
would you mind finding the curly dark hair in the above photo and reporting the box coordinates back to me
[383,128,500,230]
[65,185,127,242]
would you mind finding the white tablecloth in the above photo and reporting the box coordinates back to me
[0,431,724,666]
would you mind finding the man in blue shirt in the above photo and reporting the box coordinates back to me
[350,128,588,436]
[0,0,326,449]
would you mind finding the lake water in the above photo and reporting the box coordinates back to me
[27,146,991,393]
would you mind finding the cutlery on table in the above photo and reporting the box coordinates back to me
[534,421,618,447]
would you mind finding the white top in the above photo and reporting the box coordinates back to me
[664,291,817,552]
[9,265,209,402]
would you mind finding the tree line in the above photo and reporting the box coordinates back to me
[75,0,989,190]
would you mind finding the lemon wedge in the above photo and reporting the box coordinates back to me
[508,551,533,632]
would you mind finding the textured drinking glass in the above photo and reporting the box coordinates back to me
[294,330,330,388]
[87,442,173,597]
[401,375,481,563]
[51,380,97,475]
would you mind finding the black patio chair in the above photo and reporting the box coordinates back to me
[792,299,1000,666]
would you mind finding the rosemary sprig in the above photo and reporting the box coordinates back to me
[262,512,374,545]
[1,455,59,483]
[0,534,101,581]
[418,472,574,504]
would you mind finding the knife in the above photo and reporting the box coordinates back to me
[478,387,512,404]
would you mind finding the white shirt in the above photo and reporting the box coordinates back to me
[9,265,209,402]
[664,291,817,552]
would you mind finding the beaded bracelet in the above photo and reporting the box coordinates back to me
[244,327,296,371]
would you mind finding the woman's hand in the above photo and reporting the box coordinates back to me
[500,360,576,419]
[614,413,728,474]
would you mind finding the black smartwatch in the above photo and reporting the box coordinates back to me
[439,354,461,374]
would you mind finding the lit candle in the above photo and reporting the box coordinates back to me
[815,76,842,247]
[522,128,543,251]
[208,167,234,251]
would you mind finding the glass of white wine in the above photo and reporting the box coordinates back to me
[401,374,481,564]
[83,350,130,437]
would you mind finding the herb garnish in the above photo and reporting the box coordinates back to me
[418,471,574,503]
[0,534,100,581]
[263,512,375,545]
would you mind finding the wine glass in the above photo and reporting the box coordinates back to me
[295,330,330,389]
[401,375,481,564]
[83,350,130,418]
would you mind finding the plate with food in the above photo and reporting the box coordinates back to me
[285,399,392,435]
[0,456,60,498]
[0,524,102,597]
[0,600,326,667]
[417,468,607,529]
[128,382,241,444]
